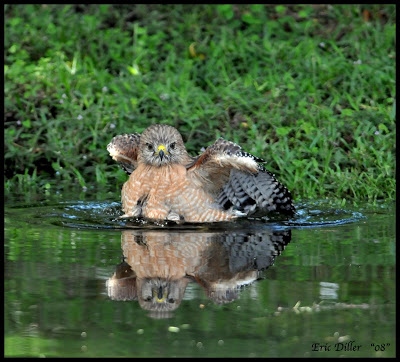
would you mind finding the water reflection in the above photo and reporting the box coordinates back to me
[107,228,291,317]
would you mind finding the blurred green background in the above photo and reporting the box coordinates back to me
[4,4,396,203]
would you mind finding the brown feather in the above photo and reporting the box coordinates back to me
[107,124,295,222]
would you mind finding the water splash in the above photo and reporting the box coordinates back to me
[5,200,366,231]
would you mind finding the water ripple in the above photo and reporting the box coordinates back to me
[5,200,366,231]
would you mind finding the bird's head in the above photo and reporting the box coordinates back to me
[138,124,188,166]
[138,277,188,312]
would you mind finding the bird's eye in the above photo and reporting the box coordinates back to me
[170,142,176,150]
[146,143,153,151]
[145,296,152,302]
[168,298,175,303]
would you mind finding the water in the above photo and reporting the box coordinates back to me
[4,191,395,357]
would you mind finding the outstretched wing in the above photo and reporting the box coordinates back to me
[107,133,141,174]
[187,138,262,191]
[187,138,295,217]
[216,166,295,216]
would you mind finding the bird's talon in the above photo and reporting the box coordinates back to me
[166,212,184,223]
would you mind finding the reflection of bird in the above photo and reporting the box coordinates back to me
[195,229,291,304]
[107,124,295,223]
[136,278,190,313]
[106,228,291,313]
[106,260,137,302]
[115,230,216,313]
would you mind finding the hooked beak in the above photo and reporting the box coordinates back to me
[157,145,167,161]
[156,286,165,303]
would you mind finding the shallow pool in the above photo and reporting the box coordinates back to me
[4,191,395,357]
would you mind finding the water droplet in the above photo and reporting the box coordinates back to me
[168,326,180,333]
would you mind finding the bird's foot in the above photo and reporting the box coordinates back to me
[119,205,142,219]
[166,211,184,223]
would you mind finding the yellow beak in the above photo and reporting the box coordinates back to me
[157,145,167,161]
[154,286,166,303]
[157,145,166,153]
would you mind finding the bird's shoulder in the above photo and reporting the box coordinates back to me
[107,133,141,174]
[186,137,264,174]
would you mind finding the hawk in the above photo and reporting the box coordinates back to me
[107,124,295,223]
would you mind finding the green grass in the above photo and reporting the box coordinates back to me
[4,4,396,203]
